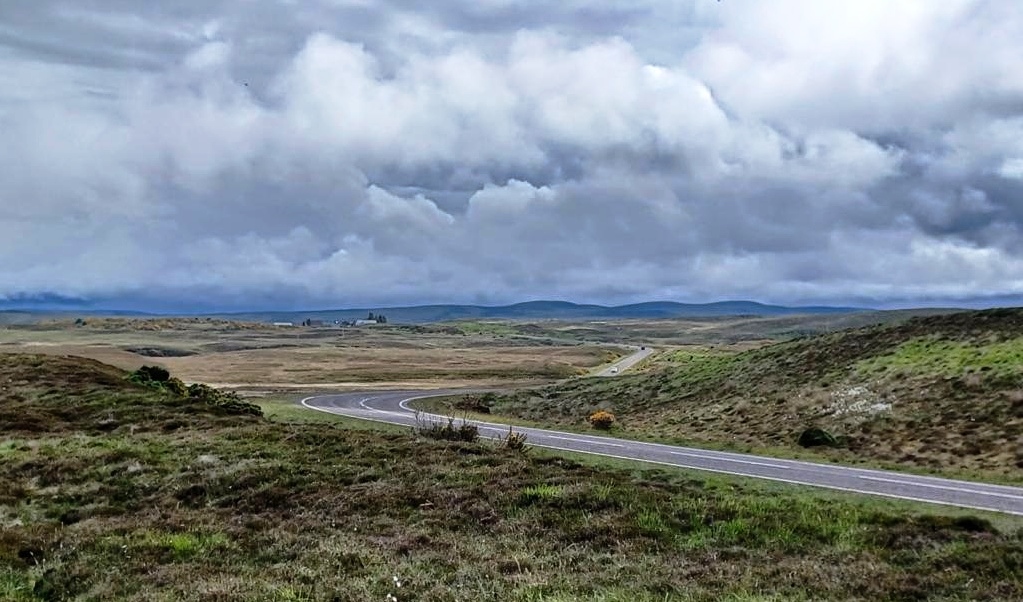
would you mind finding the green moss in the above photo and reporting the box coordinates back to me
[137,531,235,561]
[856,336,1023,379]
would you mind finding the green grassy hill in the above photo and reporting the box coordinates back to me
[2,354,1023,600]
[497,308,1023,478]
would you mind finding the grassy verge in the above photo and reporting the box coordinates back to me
[409,394,536,427]
[530,446,1023,532]
[407,392,1023,487]
[257,397,404,432]
[4,353,1023,601]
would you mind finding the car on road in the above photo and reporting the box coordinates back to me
[610,367,619,373]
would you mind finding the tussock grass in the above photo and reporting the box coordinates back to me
[519,484,564,504]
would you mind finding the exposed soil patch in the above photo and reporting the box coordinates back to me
[124,346,197,357]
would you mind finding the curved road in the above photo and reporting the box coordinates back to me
[302,390,1023,516]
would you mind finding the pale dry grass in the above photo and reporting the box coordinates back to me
[162,345,605,384]
[0,321,616,387]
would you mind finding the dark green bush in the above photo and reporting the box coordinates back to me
[187,383,263,417]
[136,365,170,382]
[797,427,838,448]
[127,365,173,391]
[127,367,261,417]
[164,377,188,397]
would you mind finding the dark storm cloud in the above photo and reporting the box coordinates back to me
[1,0,1023,309]
[0,1,204,70]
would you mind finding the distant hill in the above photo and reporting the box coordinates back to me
[213,300,867,324]
[0,308,152,325]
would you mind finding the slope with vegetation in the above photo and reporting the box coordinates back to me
[496,308,1023,478]
[2,353,1023,600]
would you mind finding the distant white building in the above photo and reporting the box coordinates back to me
[272,322,294,327]
[354,319,378,326]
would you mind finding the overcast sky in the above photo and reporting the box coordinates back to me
[2,1,1022,311]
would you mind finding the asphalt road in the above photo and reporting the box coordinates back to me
[593,346,655,376]
[302,390,1023,516]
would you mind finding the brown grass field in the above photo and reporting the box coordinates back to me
[0,318,623,391]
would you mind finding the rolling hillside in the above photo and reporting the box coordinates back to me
[496,307,1023,478]
[2,354,1023,600]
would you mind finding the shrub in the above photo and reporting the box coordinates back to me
[128,365,171,389]
[455,393,496,414]
[415,416,479,443]
[137,365,170,382]
[589,410,616,430]
[186,383,219,402]
[797,427,838,448]
[128,367,229,411]
[500,426,528,452]
[164,377,188,397]
[187,383,263,417]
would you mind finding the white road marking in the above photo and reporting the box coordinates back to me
[670,450,790,470]
[858,476,1023,501]
[547,435,624,447]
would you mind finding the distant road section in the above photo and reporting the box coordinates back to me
[302,390,1023,516]
[594,346,655,376]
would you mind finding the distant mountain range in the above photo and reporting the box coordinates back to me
[0,299,868,325]
[210,300,868,324]
[0,300,870,325]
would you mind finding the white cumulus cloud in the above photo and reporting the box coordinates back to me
[1,0,1022,310]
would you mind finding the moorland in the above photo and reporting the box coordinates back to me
[3,307,1023,600]
[2,353,1022,601]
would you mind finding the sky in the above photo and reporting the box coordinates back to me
[2,0,1023,311]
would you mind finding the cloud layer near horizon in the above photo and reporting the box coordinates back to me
[2,0,1023,310]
